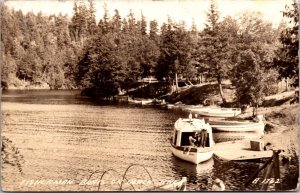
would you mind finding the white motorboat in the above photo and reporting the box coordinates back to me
[171,118,215,164]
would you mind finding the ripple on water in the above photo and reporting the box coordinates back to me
[1,90,299,191]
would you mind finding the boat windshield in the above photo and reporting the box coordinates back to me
[180,131,210,147]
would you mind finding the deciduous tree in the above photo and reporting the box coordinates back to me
[274,2,299,87]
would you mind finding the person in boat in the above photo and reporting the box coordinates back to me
[195,132,202,147]
[189,133,197,147]
[199,129,208,147]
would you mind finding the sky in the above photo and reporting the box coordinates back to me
[4,0,293,30]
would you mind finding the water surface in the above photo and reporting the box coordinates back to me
[1,90,298,191]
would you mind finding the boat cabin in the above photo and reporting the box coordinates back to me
[172,118,214,148]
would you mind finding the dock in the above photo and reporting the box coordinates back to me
[214,139,273,161]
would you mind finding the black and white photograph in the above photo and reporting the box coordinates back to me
[1,0,299,191]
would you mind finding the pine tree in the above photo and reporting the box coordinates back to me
[199,0,232,103]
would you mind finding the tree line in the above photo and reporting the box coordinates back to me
[1,0,298,107]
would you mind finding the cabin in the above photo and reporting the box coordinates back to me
[172,118,214,148]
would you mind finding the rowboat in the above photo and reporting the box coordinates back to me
[141,99,154,105]
[209,115,265,133]
[128,98,142,104]
[213,131,264,142]
[128,98,154,105]
[171,118,215,164]
[187,107,241,118]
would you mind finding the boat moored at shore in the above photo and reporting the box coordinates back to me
[209,115,265,133]
[187,107,241,118]
[171,118,215,164]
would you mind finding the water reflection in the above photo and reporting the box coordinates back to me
[171,156,214,176]
[170,156,214,190]
[2,89,93,105]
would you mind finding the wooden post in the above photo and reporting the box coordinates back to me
[273,150,282,190]
[260,162,273,190]
[175,72,178,92]
[244,156,273,187]
[200,73,202,84]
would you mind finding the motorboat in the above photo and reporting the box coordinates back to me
[170,118,215,164]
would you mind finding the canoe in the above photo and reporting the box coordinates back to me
[170,118,215,164]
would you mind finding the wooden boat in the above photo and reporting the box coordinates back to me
[128,98,154,105]
[213,131,264,142]
[113,95,129,102]
[141,99,154,105]
[187,106,241,118]
[167,104,174,109]
[171,118,215,164]
[128,98,142,104]
[209,115,265,133]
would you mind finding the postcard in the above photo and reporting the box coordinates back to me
[1,0,299,191]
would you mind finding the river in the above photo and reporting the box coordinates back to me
[1,90,298,191]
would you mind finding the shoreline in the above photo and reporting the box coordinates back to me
[2,89,299,156]
[156,101,299,157]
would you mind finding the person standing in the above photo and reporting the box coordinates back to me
[200,129,208,147]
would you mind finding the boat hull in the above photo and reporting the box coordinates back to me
[188,107,241,118]
[170,145,213,164]
[211,122,265,133]
[141,100,153,105]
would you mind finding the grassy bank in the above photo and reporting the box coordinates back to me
[165,83,235,105]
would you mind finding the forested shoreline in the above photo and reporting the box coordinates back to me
[1,1,298,106]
